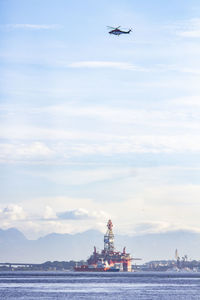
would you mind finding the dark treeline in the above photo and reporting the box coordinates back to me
[0,260,87,271]
[1,259,200,272]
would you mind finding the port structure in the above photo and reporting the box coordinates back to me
[86,219,133,272]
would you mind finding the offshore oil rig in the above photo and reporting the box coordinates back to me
[74,219,134,272]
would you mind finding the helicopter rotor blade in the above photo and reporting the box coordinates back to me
[107,26,121,30]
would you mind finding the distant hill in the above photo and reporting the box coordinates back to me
[115,230,200,262]
[0,228,200,263]
[0,227,27,243]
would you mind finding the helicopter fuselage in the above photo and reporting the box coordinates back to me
[109,29,131,36]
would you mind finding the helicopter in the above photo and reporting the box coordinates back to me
[107,26,132,36]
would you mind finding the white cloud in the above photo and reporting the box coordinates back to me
[2,24,61,30]
[172,96,200,106]
[0,199,110,237]
[1,133,200,164]
[162,65,200,75]
[0,204,27,221]
[179,31,200,38]
[1,178,200,238]
[57,208,90,220]
[177,18,200,38]
[179,68,200,75]
[43,206,57,220]
[130,221,200,236]
[57,208,108,220]
[1,103,200,163]
[38,167,132,185]
[133,221,177,235]
[5,103,200,130]
[68,61,147,71]
[0,142,54,162]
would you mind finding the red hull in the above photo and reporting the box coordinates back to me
[74,266,119,272]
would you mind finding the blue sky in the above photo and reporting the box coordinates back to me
[1,0,200,238]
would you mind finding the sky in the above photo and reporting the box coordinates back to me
[1,0,200,239]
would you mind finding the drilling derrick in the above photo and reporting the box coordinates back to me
[104,219,114,253]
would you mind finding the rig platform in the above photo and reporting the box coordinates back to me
[74,219,134,272]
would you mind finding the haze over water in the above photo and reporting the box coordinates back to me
[0,272,200,299]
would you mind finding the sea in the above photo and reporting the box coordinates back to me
[0,271,200,299]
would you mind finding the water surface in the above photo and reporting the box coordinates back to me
[0,271,200,299]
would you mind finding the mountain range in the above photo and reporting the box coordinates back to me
[0,228,200,263]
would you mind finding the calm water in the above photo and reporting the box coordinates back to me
[0,271,200,299]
